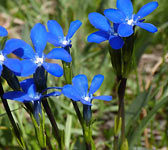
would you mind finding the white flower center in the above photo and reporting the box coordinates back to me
[34,56,44,66]
[29,92,41,100]
[113,33,118,36]
[84,96,91,102]
[62,40,69,45]
[127,19,134,25]
[0,54,5,62]
[60,37,71,47]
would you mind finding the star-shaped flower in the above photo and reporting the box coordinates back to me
[8,23,72,77]
[0,25,8,37]
[47,20,82,48]
[87,12,124,50]
[3,78,61,103]
[3,78,61,123]
[62,74,112,106]
[104,0,158,37]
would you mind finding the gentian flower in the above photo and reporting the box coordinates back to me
[0,25,8,37]
[47,20,82,48]
[8,23,72,77]
[62,74,112,106]
[87,12,124,49]
[3,78,62,103]
[3,78,61,123]
[0,39,22,76]
[104,0,158,37]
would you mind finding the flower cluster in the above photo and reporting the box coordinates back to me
[0,21,83,122]
[88,0,158,49]
[0,19,112,110]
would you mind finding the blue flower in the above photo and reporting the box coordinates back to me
[0,25,8,37]
[87,12,124,50]
[104,0,158,37]
[3,78,61,124]
[47,20,82,48]
[3,78,62,103]
[7,23,72,77]
[0,39,22,75]
[62,74,112,106]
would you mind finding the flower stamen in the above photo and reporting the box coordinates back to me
[34,56,44,66]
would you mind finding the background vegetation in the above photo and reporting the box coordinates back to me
[0,0,167,149]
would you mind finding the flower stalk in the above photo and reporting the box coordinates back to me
[0,78,26,149]
[117,77,127,144]
[62,47,95,150]
[33,66,64,150]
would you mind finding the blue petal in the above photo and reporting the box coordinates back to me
[20,78,37,97]
[62,85,81,101]
[3,39,35,58]
[3,91,33,102]
[136,22,157,33]
[42,91,62,98]
[0,26,8,37]
[4,39,35,59]
[117,0,133,18]
[0,64,3,76]
[87,31,109,43]
[89,74,104,95]
[42,62,63,77]
[30,23,47,57]
[134,2,158,20]
[88,12,111,32]
[3,39,35,59]
[80,99,92,106]
[104,9,125,23]
[109,35,124,49]
[72,74,88,97]
[66,20,82,39]
[4,58,22,73]
[93,96,112,101]
[45,48,72,62]
[118,23,133,37]
[47,32,61,47]
[17,60,37,77]
[47,20,64,40]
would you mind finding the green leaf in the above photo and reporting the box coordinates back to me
[65,104,73,149]
[128,96,168,149]
[125,89,151,136]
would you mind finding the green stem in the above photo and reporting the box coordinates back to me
[33,66,63,149]
[83,124,95,150]
[83,105,95,150]
[114,135,119,150]
[42,99,63,150]
[0,78,25,149]
[114,76,127,150]
[71,101,83,127]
